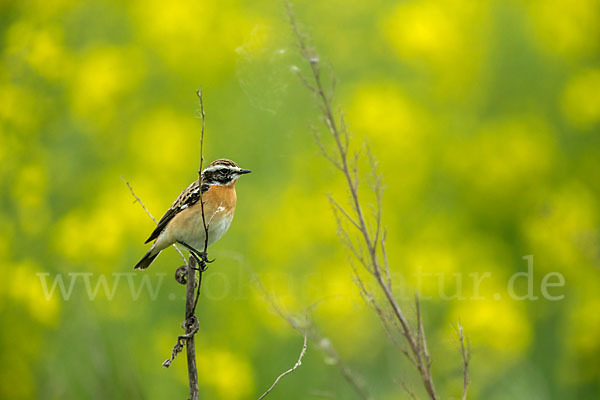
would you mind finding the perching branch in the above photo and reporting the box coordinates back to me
[162,258,201,369]
[170,89,211,400]
[196,89,210,260]
[183,255,200,400]
[124,90,211,400]
[257,330,308,400]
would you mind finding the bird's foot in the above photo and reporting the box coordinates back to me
[189,252,212,272]
[178,241,214,270]
[198,251,215,264]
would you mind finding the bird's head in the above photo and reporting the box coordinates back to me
[201,158,251,186]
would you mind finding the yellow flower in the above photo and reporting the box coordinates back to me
[526,0,600,59]
[69,46,144,124]
[10,260,61,327]
[561,69,600,129]
[197,348,254,399]
[383,0,492,98]
[451,297,531,357]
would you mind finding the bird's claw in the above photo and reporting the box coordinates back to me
[189,252,212,271]
[197,251,215,264]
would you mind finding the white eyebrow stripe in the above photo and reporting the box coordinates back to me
[202,165,241,173]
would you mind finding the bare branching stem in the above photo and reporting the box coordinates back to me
[458,321,471,400]
[257,330,308,400]
[285,1,441,398]
[253,275,372,400]
[397,379,418,400]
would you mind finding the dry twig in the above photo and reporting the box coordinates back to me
[121,176,187,263]
[174,89,211,400]
[257,330,308,400]
[283,1,459,398]
[123,90,211,400]
[458,321,471,400]
[183,255,200,400]
[196,88,210,261]
[253,274,373,400]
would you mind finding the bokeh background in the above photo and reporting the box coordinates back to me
[1,0,599,399]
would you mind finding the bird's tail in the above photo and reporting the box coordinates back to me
[134,248,161,270]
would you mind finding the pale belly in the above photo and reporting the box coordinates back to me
[180,209,234,251]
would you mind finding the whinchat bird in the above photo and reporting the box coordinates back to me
[134,158,251,270]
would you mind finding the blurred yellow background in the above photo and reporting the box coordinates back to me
[1,0,599,399]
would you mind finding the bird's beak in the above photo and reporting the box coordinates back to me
[238,169,252,175]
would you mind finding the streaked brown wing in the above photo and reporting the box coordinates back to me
[144,180,209,243]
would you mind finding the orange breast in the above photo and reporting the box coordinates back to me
[202,183,237,216]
